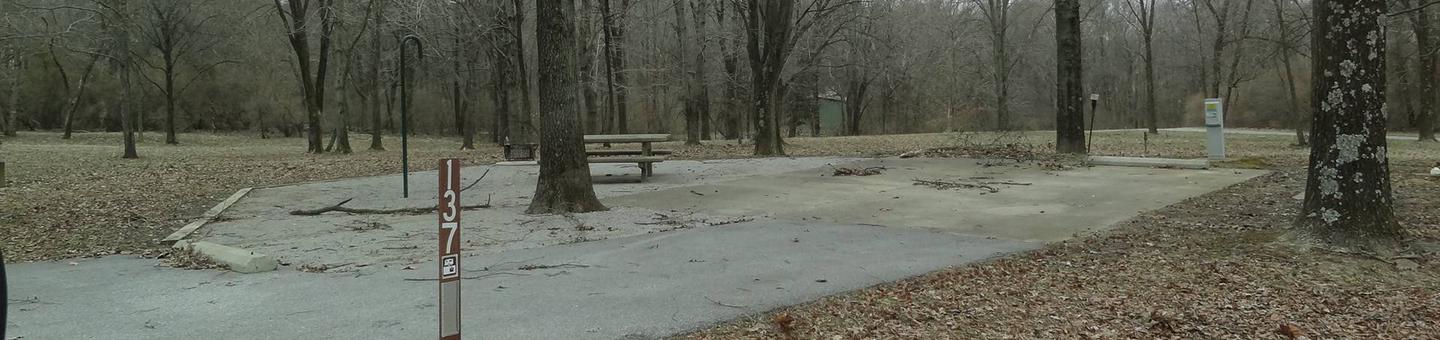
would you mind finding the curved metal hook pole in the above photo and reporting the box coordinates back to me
[400,35,423,198]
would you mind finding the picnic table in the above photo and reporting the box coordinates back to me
[584,134,671,179]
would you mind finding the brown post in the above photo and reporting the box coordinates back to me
[437,159,462,340]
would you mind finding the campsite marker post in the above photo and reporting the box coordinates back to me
[437,159,462,340]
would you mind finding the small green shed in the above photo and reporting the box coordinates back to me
[818,92,845,136]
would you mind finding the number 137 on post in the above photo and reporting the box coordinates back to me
[437,159,462,340]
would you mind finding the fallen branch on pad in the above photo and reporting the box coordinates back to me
[831,166,887,176]
[290,197,492,216]
[912,179,1000,193]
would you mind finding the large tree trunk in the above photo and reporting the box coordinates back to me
[744,0,793,156]
[1294,0,1402,252]
[528,0,607,214]
[1055,0,1085,154]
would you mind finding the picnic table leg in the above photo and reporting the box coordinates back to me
[641,142,653,178]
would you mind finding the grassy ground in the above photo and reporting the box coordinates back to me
[2,130,1438,338]
[0,132,503,261]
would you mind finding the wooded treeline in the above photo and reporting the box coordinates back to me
[0,0,1435,153]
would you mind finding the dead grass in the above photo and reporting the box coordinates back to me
[0,131,501,261]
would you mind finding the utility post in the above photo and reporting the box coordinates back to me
[1204,98,1226,160]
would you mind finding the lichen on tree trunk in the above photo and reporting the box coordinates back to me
[1293,0,1403,252]
[528,0,607,215]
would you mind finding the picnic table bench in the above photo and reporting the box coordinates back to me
[585,134,671,179]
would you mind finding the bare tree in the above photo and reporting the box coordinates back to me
[485,0,516,144]
[1270,0,1307,146]
[715,4,745,140]
[510,0,536,141]
[742,0,794,155]
[59,53,100,140]
[528,0,607,214]
[137,0,225,145]
[693,0,713,140]
[89,0,139,158]
[973,0,1014,131]
[273,0,336,154]
[601,0,631,134]
[1294,0,1402,252]
[1122,0,1159,134]
[5,56,17,137]
[578,0,603,134]
[1397,0,1438,142]
[740,0,855,155]
[841,4,878,136]
[366,0,385,150]
[329,0,385,155]
[674,0,711,145]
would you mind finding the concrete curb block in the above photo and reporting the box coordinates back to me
[178,241,278,274]
[1088,156,1210,170]
[161,188,252,245]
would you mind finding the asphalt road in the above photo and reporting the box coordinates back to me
[6,221,1033,340]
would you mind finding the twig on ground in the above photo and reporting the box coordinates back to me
[460,169,491,193]
[705,296,748,309]
[705,217,755,226]
[403,272,531,282]
[981,181,1032,186]
[290,196,492,216]
[831,165,887,176]
[428,168,491,199]
[913,179,1000,193]
[518,263,591,271]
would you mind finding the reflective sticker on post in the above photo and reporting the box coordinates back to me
[437,159,462,340]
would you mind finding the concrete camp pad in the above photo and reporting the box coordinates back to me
[607,158,1266,242]
[199,158,863,269]
[7,156,1265,339]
